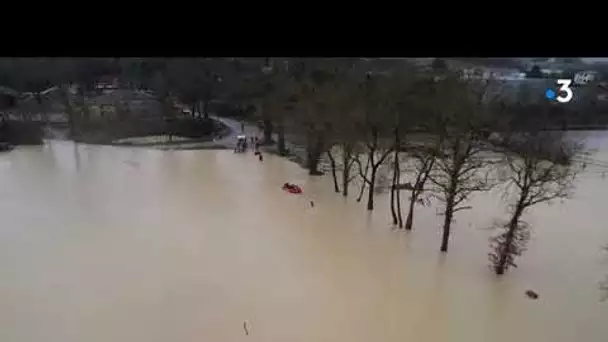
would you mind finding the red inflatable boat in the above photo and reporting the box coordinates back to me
[282,183,303,194]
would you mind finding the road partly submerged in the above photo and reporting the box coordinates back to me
[110,116,248,151]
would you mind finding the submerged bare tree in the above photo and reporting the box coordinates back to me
[318,64,364,194]
[402,144,438,230]
[335,84,364,197]
[355,72,397,211]
[430,134,491,252]
[338,135,359,197]
[356,157,370,202]
[389,133,404,226]
[490,131,583,275]
[356,136,393,210]
[427,75,498,252]
[383,67,422,227]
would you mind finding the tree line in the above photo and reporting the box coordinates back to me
[0,57,588,275]
[229,58,585,276]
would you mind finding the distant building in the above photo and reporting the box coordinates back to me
[574,71,598,85]
[460,66,525,81]
[95,76,120,93]
[541,68,563,78]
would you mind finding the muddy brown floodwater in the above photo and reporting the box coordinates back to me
[1,136,608,342]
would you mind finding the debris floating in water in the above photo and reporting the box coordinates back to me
[525,290,539,299]
[243,320,250,336]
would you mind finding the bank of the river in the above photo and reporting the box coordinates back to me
[38,116,231,150]
[123,115,266,151]
[77,117,226,144]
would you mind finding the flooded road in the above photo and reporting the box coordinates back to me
[1,137,608,342]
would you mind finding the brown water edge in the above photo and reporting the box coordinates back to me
[0,140,607,342]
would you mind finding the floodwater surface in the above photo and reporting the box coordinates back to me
[1,137,608,342]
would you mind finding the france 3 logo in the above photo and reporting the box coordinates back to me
[545,79,573,103]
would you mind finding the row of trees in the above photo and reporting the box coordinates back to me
[243,59,584,275]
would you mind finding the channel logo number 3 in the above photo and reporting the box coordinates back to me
[555,79,573,103]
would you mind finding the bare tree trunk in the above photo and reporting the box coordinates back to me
[277,122,286,155]
[357,181,366,202]
[342,171,350,196]
[390,150,399,225]
[341,146,353,197]
[365,150,392,211]
[327,149,340,193]
[395,155,403,228]
[440,189,456,252]
[357,157,370,202]
[405,189,416,230]
[366,166,376,211]
[405,154,435,230]
[391,126,404,225]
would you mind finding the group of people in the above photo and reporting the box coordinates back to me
[234,134,263,161]
[235,136,248,153]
